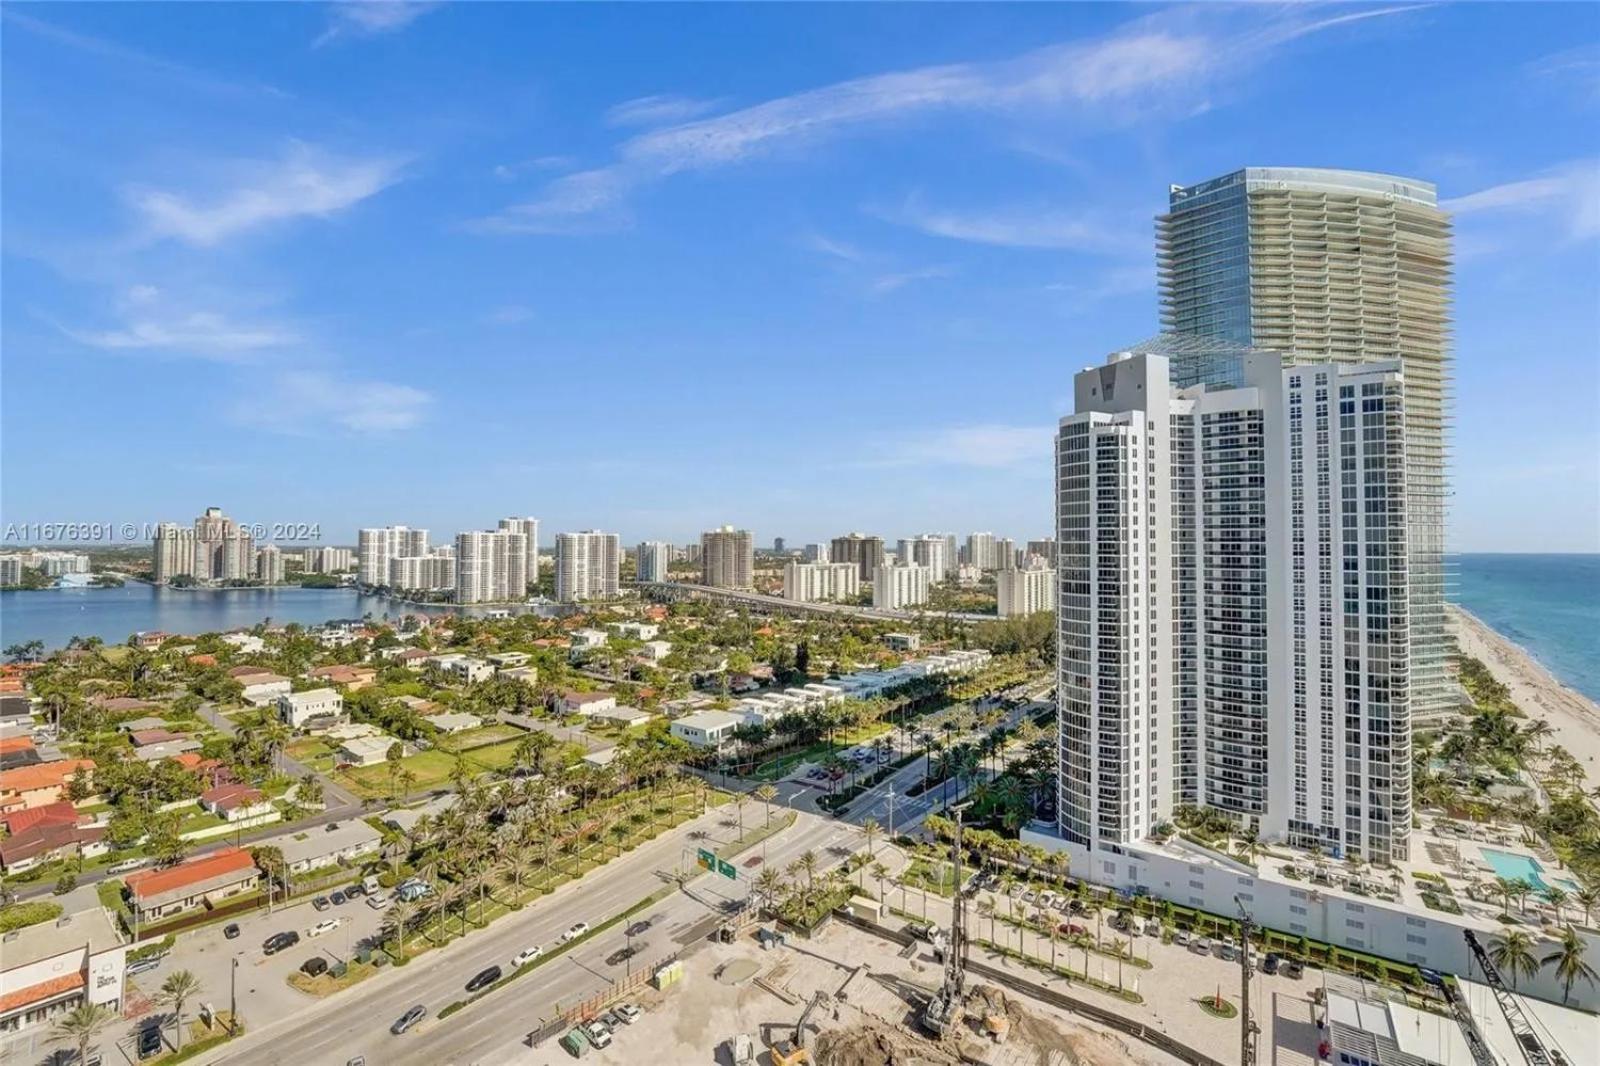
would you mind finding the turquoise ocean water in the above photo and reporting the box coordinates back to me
[1453,554,1600,704]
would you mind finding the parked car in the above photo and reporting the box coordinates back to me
[561,922,590,942]
[391,1005,427,1035]
[614,1003,642,1025]
[330,891,347,906]
[1064,922,1088,938]
[1282,958,1305,980]
[308,918,343,939]
[367,894,390,911]
[127,956,163,976]
[512,946,544,968]
[346,883,365,897]
[312,896,332,912]
[581,1021,612,1049]
[1189,937,1212,955]
[1172,929,1190,945]
[1261,952,1281,975]
[598,1009,622,1030]
[301,957,329,977]
[466,965,502,992]
[1216,942,1238,961]
[223,923,241,940]
[263,931,300,955]
[1144,918,1162,936]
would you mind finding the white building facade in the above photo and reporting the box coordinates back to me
[454,529,527,604]
[782,561,860,603]
[555,530,621,602]
[635,541,672,583]
[497,516,540,587]
[996,565,1055,617]
[872,564,931,610]
[357,526,428,587]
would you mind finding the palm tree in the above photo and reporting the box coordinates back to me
[860,817,881,860]
[1544,926,1599,1006]
[754,867,782,917]
[870,861,888,902]
[1494,876,1519,916]
[755,783,778,826]
[733,792,749,841]
[159,970,203,1049]
[51,1003,113,1066]
[499,850,533,903]
[1545,886,1570,924]
[1576,885,1600,929]
[978,899,996,945]
[1489,930,1540,990]
[384,899,418,955]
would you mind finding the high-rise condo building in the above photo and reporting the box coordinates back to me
[701,526,754,589]
[254,545,285,585]
[872,564,931,610]
[455,529,527,604]
[830,533,884,581]
[1157,166,1449,723]
[153,523,196,584]
[635,541,672,583]
[965,532,996,571]
[997,565,1054,618]
[302,546,355,573]
[497,517,541,589]
[773,537,786,553]
[357,526,428,587]
[390,554,456,593]
[782,562,860,603]
[1056,344,1411,862]
[907,535,952,581]
[192,507,253,582]
[802,543,829,563]
[1026,539,1058,567]
[994,538,1017,571]
[556,531,621,602]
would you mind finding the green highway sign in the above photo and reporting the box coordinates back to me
[717,859,737,880]
[697,848,715,870]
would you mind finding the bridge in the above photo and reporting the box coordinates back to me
[633,581,994,624]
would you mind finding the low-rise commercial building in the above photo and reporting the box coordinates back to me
[276,820,382,875]
[125,847,260,923]
[0,907,127,1035]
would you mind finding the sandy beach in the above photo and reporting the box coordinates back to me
[1450,603,1600,787]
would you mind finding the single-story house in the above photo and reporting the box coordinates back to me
[235,671,292,706]
[337,735,396,767]
[590,705,654,729]
[220,632,266,654]
[637,640,673,663]
[387,647,433,668]
[200,784,274,822]
[0,736,39,772]
[277,688,345,730]
[307,664,378,690]
[382,793,456,834]
[276,820,382,875]
[125,847,260,922]
[128,728,186,748]
[424,712,481,734]
[115,716,167,734]
[0,759,95,813]
[560,691,617,717]
[92,696,160,714]
[669,710,744,749]
[499,666,539,684]
[322,722,382,742]
[582,746,619,768]
[396,695,441,715]
[132,738,203,763]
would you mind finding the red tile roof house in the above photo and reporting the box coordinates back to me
[124,847,260,922]
[307,664,378,690]
[199,784,273,822]
[128,728,186,748]
[0,821,106,873]
[0,801,80,837]
[90,695,161,714]
[0,759,96,814]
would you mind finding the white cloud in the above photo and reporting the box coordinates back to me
[1444,160,1600,241]
[476,5,1427,234]
[605,94,722,128]
[60,287,297,362]
[872,424,1054,469]
[492,156,575,181]
[314,2,437,47]
[469,168,630,235]
[1527,43,1600,102]
[128,144,404,246]
[887,196,1137,252]
[869,265,954,295]
[234,371,432,434]
[799,232,865,263]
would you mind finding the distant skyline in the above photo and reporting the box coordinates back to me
[3,4,1597,552]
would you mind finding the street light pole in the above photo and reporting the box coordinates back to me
[886,784,896,840]
[229,957,238,1035]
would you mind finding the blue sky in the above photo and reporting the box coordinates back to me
[2,2,1596,552]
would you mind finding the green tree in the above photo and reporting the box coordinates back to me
[50,1003,113,1065]
[755,783,778,826]
[1544,926,1599,1006]
[159,969,203,1049]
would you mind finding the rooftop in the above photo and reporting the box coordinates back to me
[125,847,257,901]
[275,821,382,867]
[0,907,123,972]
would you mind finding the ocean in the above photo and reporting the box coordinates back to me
[1453,553,1600,704]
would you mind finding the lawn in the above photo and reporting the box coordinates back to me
[436,724,524,751]
[337,740,530,797]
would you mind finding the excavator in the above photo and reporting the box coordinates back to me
[768,991,827,1066]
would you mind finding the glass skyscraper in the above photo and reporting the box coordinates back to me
[1155,167,1452,723]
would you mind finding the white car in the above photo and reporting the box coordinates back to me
[614,1003,642,1025]
[582,1021,612,1049]
[512,946,544,968]
[307,918,343,938]
[561,922,590,943]
[366,895,390,911]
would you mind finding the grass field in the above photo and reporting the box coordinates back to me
[436,724,524,751]
[337,740,530,796]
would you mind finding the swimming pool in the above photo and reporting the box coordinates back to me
[1480,847,1580,893]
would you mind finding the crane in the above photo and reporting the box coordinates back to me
[921,802,972,1036]
[1462,929,1568,1066]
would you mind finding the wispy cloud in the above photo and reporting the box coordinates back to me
[869,265,954,295]
[233,371,432,434]
[1527,43,1600,103]
[605,94,723,128]
[475,5,1427,235]
[870,424,1055,470]
[885,195,1139,252]
[1444,159,1600,241]
[58,285,297,362]
[469,168,629,235]
[1044,264,1155,311]
[1,8,289,98]
[798,232,866,263]
[492,156,576,181]
[127,144,405,246]
[314,2,437,48]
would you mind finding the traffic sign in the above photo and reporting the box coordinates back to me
[697,848,715,871]
[716,859,737,880]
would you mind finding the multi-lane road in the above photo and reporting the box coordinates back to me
[179,807,863,1066]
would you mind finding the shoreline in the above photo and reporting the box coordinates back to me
[1449,603,1600,785]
